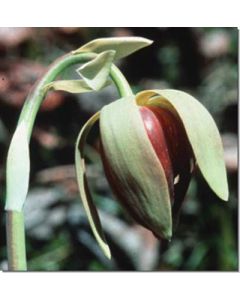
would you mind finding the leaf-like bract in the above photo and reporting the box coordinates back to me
[77,50,115,90]
[75,112,111,259]
[73,37,153,60]
[44,79,111,94]
[5,122,30,211]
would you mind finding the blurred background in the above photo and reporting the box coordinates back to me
[0,27,238,271]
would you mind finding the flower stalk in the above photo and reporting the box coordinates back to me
[6,211,27,271]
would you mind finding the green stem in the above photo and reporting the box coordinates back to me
[18,52,133,140]
[6,51,133,271]
[6,211,27,271]
[110,64,133,97]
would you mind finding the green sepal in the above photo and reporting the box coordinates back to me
[100,96,172,240]
[75,112,111,259]
[136,89,228,201]
[77,50,115,90]
[5,121,30,211]
[72,37,153,60]
[44,79,111,94]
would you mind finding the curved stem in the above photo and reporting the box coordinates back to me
[110,64,133,97]
[6,51,133,271]
[18,52,133,140]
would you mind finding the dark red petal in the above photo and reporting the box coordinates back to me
[139,105,195,220]
[139,106,174,203]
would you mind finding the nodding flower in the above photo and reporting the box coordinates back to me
[69,38,229,258]
[98,90,228,241]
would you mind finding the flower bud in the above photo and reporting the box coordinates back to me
[100,98,195,239]
[75,89,228,257]
[99,90,228,240]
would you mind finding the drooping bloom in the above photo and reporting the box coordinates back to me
[75,89,228,258]
[100,104,194,239]
[99,90,228,241]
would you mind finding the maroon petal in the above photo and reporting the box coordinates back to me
[140,105,195,222]
[139,106,174,203]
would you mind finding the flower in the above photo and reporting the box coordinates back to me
[99,90,228,241]
[100,103,195,240]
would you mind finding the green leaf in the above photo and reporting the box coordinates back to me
[100,96,172,240]
[77,50,115,90]
[5,122,30,211]
[44,79,111,94]
[136,89,228,201]
[73,37,153,60]
[75,112,111,259]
